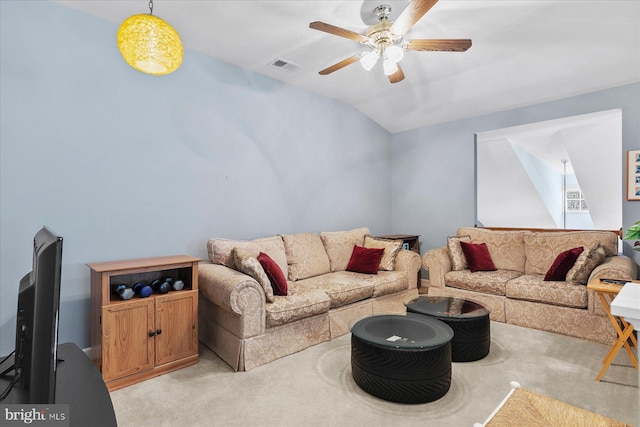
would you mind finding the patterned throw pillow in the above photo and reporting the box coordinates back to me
[233,247,275,302]
[566,243,606,285]
[363,235,403,271]
[447,235,471,271]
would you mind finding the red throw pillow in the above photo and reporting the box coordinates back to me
[346,245,385,274]
[460,242,497,272]
[544,247,584,281]
[257,252,288,296]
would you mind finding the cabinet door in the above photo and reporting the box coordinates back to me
[154,290,198,366]
[101,299,155,382]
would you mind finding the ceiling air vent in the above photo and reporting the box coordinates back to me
[269,58,300,72]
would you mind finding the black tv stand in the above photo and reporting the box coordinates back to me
[0,342,116,426]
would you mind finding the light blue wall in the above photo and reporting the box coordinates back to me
[0,1,392,354]
[391,83,640,275]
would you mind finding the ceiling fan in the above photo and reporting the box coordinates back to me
[309,0,471,83]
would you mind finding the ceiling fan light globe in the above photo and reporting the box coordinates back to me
[386,45,404,63]
[360,51,379,71]
[383,59,398,76]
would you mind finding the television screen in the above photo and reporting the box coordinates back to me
[13,227,63,403]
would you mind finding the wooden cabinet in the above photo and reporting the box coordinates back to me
[88,255,200,391]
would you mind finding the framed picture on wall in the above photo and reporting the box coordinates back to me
[627,149,640,201]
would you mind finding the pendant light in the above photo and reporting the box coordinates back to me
[117,0,183,75]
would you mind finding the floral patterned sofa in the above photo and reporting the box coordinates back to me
[198,227,421,371]
[422,227,638,345]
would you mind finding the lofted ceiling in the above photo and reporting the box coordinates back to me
[55,0,640,133]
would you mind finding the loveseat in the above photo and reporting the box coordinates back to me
[198,227,421,371]
[423,227,638,345]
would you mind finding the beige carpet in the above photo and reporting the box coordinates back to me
[110,321,638,427]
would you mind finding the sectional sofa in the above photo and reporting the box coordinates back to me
[423,227,638,345]
[198,227,421,371]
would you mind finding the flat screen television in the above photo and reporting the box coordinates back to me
[6,227,63,404]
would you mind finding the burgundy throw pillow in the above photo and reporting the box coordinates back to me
[544,247,584,281]
[460,242,497,272]
[346,245,385,274]
[258,252,288,296]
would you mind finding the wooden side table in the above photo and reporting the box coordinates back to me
[586,279,639,381]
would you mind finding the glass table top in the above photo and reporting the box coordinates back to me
[405,296,490,319]
[350,313,453,349]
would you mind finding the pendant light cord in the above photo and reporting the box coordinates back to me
[148,0,153,15]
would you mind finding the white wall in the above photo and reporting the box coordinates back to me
[0,1,392,354]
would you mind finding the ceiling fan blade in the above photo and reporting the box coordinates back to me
[390,0,439,37]
[309,21,369,43]
[388,64,405,84]
[406,39,472,52]
[319,54,362,75]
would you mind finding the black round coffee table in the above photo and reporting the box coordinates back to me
[350,314,454,404]
[405,296,490,362]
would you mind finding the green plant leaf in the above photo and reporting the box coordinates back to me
[623,220,640,240]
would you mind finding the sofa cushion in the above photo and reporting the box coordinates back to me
[370,271,409,298]
[506,275,588,309]
[258,252,288,296]
[524,231,618,275]
[208,235,288,279]
[447,235,471,271]
[320,227,370,272]
[296,272,375,308]
[457,227,527,272]
[460,242,497,272]
[346,245,384,274]
[282,233,331,281]
[265,285,331,328]
[444,269,522,296]
[363,235,402,271]
[233,248,275,302]
[544,247,584,281]
[566,244,606,285]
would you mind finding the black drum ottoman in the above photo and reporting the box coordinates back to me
[350,314,454,404]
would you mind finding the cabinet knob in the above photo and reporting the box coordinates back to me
[156,329,162,335]
[148,331,155,337]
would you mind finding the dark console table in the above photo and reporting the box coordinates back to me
[0,342,117,427]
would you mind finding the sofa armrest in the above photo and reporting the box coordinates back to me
[395,249,422,289]
[588,255,638,283]
[422,247,452,289]
[198,263,266,336]
[587,255,638,315]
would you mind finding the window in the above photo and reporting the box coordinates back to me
[565,187,588,213]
